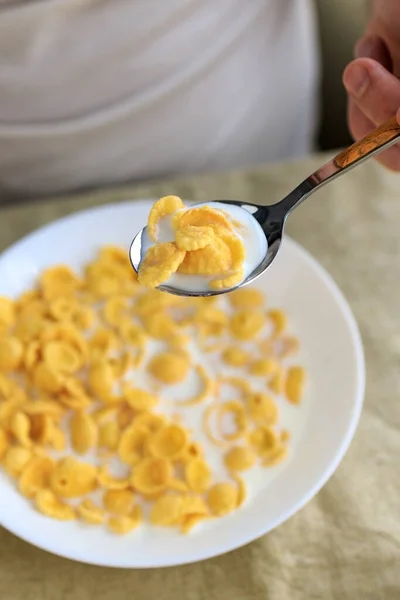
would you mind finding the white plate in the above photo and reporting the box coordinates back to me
[0,201,365,568]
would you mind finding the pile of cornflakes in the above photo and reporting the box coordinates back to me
[0,246,305,535]
[139,196,246,290]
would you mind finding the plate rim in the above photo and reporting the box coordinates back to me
[0,200,365,568]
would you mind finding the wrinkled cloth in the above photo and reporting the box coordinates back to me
[0,153,399,600]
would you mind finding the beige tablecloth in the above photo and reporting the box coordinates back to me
[1,154,400,600]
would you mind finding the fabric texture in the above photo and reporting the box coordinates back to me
[0,0,319,197]
[0,153,399,599]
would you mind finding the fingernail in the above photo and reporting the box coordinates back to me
[343,64,369,98]
[355,36,380,59]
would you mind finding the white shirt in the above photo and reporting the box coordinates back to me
[0,0,320,197]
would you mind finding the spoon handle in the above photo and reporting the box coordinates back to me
[334,115,400,168]
[276,115,400,215]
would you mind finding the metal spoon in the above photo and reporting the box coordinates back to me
[130,115,400,297]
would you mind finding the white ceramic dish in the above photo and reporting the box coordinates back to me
[0,201,365,568]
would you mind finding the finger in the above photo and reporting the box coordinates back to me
[355,35,393,72]
[347,98,400,171]
[343,57,400,124]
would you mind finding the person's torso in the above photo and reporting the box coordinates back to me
[0,0,320,197]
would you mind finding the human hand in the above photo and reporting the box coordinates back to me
[343,0,400,170]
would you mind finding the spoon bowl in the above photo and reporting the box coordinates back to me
[130,115,400,297]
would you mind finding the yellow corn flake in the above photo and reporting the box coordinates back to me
[218,400,247,441]
[118,425,149,466]
[185,458,211,493]
[97,465,130,490]
[29,413,53,445]
[203,404,227,447]
[147,350,190,384]
[77,499,105,525]
[10,411,32,447]
[117,404,135,430]
[136,413,168,434]
[220,231,245,271]
[178,236,231,276]
[23,341,41,372]
[0,394,26,426]
[0,428,8,459]
[168,478,189,492]
[147,195,184,241]
[0,296,16,327]
[230,310,265,341]
[131,457,173,494]
[248,392,278,426]
[140,310,178,340]
[268,366,285,395]
[249,358,279,377]
[228,288,264,309]
[181,513,207,534]
[15,314,49,342]
[262,445,288,467]
[178,365,213,406]
[109,352,131,379]
[150,494,184,526]
[0,337,23,371]
[231,474,246,508]
[224,446,256,472]
[47,426,67,452]
[180,441,204,464]
[19,455,54,497]
[0,374,18,400]
[73,305,95,330]
[42,340,82,374]
[47,296,77,322]
[98,420,120,451]
[280,429,291,444]
[40,266,81,300]
[58,378,92,410]
[70,410,97,454]
[175,225,215,251]
[221,347,250,367]
[268,309,287,336]
[134,289,180,314]
[103,489,135,515]
[88,360,115,403]
[41,323,88,360]
[22,399,65,421]
[92,405,118,424]
[147,424,188,460]
[123,386,158,412]
[248,426,279,457]
[33,362,65,394]
[181,495,209,518]
[50,457,97,498]
[108,505,142,534]
[218,377,251,398]
[3,446,32,477]
[274,335,300,359]
[138,242,186,288]
[117,321,147,352]
[102,296,129,328]
[207,482,238,516]
[180,495,209,531]
[174,206,233,233]
[36,489,75,521]
[89,328,118,358]
[285,366,306,405]
[210,269,244,291]
[194,307,228,337]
